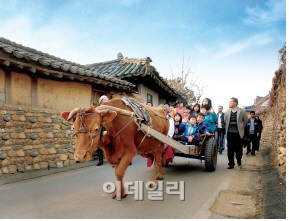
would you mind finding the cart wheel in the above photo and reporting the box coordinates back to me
[205,137,218,172]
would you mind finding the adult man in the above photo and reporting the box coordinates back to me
[163,103,170,118]
[245,111,260,156]
[215,105,225,154]
[255,115,263,151]
[225,97,248,169]
[96,95,109,166]
[164,103,170,110]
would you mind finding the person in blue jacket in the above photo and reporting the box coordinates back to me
[196,113,210,135]
[180,115,200,145]
[201,104,218,134]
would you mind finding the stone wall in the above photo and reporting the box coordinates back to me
[0,104,76,176]
[258,64,286,180]
[0,93,144,176]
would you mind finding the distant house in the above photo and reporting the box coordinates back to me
[244,95,270,115]
[86,53,185,107]
[0,38,137,112]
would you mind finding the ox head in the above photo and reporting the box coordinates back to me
[61,107,117,162]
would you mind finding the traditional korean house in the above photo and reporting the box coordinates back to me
[0,38,139,174]
[86,53,184,107]
[244,95,270,115]
[0,38,137,112]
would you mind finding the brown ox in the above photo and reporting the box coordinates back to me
[61,98,169,199]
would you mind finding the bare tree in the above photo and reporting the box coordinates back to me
[166,55,206,104]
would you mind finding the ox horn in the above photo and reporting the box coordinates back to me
[95,105,134,117]
[67,108,79,121]
[94,108,110,115]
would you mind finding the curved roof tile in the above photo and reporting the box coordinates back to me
[0,37,135,88]
[87,57,186,99]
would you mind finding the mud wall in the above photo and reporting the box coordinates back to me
[258,64,286,180]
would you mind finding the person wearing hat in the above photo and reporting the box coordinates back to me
[95,95,109,166]
[99,95,109,105]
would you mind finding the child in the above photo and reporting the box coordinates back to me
[192,103,200,118]
[180,115,199,145]
[197,113,210,135]
[182,105,192,124]
[172,112,186,141]
[202,98,212,109]
[201,104,218,134]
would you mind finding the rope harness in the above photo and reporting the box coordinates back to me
[70,107,151,156]
[71,108,103,157]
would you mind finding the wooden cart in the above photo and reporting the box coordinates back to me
[141,124,218,172]
[98,104,218,171]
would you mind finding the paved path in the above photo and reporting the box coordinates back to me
[0,153,235,219]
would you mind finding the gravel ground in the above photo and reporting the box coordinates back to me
[209,146,286,219]
[260,148,286,219]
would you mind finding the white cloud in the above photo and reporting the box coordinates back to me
[216,33,272,59]
[0,14,82,60]
[0,14,123,65]
[0,5,280,111]
[244,0,286,25]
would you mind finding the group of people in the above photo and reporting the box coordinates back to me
[94,95,263,170]
[164,98,217,147]
[162,97,263,169]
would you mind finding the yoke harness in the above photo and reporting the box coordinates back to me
[71,100,164,156]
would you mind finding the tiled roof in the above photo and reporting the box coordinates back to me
[245,94,270,113]
[0,38,135,89]
[87,55,185,99]
[255,94,269,105]
[244,105,256,111]
[244,104,269,113]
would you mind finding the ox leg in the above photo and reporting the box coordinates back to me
[156,149,164,180]
[112,153,135,200]
[150,150,163,186]
[157,159,164,180]
[112,163,125,200]
[161,144,168,167]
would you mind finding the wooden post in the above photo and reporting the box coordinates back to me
[5,70,11,104]
[31,77,38,108]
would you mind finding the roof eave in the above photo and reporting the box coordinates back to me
[0,56,135,92]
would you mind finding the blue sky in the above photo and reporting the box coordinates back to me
[0,0,286,108]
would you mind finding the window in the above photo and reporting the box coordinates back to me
[147,93,153,104]
[90,90,101,106]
